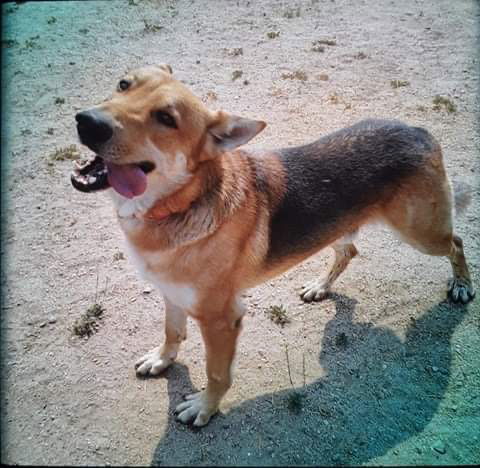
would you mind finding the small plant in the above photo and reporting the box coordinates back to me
[79,28,89,34]
[143,19,163,32]
[432,95,456,113]
[284,345,306,414]
[72,303,105,337]
[54,97,65,105]
[49,144,80,162]
[89,304,104,317]
[390,79,410,89]
[23,35,41,49]
[267,31,280,39]
[46,128,55,135]
[416,105,427,112]
[72,272,108,338]
[47,16,57,24]
[281,70,308,81]
[232,70,243,81]
[266,305,290,326]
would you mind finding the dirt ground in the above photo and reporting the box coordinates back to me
[1,0,479,465]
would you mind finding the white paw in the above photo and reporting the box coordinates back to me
[175,391,217,427]
[448,278,475,304]
[134,346,174,376]
[300,280,330,302]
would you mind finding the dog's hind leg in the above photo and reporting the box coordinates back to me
[446,235,475,303]
[135,298,187,376]
[385,219,474,304]
[300,232,358,302]
[381,151,475,304]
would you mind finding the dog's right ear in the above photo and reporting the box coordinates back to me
[157,63,173,75]
[202,111,266,160]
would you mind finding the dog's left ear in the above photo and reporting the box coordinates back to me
[207,111,266,152]
[157,63,173,74]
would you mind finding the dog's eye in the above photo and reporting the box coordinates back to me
[118,79,131,91]
[154,110,177,129]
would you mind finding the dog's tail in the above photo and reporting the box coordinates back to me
[453,181,472,217]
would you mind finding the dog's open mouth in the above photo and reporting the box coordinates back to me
[71,156,155,199]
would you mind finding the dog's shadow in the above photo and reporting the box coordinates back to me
[151,295,467,466]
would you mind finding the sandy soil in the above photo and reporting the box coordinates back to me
[1,0,479,465]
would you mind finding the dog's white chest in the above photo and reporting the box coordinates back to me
[124,241,197,311]
[153,280,197,310]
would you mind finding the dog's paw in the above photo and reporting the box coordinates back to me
[300,281,330,302]
[134,347,173,376]
[448,278,475,304]
[175,391,217,427]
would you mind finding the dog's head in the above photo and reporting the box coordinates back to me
[71,64,266,199]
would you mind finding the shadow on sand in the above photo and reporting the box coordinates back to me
[151,295,467,466]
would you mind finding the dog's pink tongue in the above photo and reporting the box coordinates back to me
[106,163,147,199]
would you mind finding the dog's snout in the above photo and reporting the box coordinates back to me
[76,109,113,150]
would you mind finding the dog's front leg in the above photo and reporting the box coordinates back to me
[175,307,243,427]
[135,298,187,376]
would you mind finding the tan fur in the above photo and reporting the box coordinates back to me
[79,65,473,427]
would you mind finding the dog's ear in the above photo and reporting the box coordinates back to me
[207,111,266,152]
[157,63,173,74]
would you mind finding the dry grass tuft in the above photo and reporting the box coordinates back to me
[232,70,243,81]
[281,70,308,81]
[72,304,105,338]
[267,31,280,39]
[266,305,290,327]
[432,95,457,113]
[48,145,80,162]
[390,79,410,89]
[143,20,163,33]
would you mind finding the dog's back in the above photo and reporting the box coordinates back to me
[264,119,439,263]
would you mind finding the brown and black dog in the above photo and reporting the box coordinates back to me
[72,64,474,426]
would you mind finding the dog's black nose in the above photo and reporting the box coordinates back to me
[75,109,113,150]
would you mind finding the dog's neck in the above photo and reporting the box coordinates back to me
[142,160,217,222]
[119,151,252,251]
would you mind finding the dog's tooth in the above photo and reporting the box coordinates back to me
[71,173,87,185]
[73,161,84,175]
[77,159,91,169]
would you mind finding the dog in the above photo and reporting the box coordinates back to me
[71,64,475,426]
